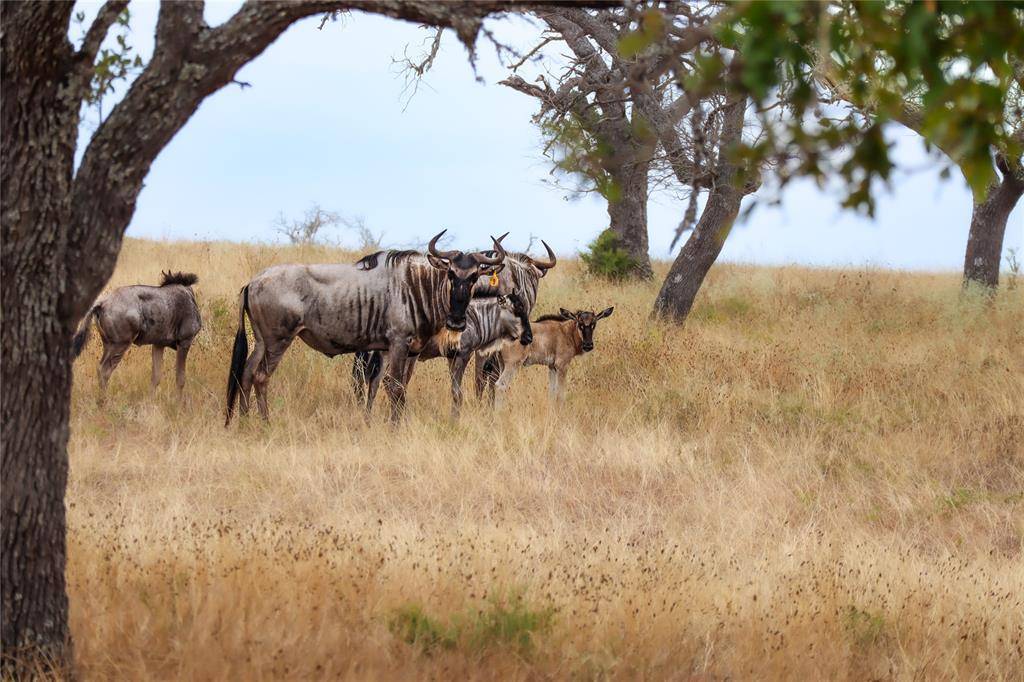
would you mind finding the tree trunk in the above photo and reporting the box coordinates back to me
[1,4,79,673]
[963,161,1024,288]
[652,180,743,322]
[652,95,749,323]
[606,157,654,279]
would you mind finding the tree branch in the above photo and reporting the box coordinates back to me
[75,0,130,76]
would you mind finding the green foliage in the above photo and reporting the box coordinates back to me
[74,8,145,119]
[539,114,621,201]
[388,605,458,652]
[580,229,637,280]
[388,593,554,655]
[704,0,1024,209]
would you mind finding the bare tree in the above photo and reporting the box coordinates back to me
[0,1,560,673]
[274,203,342,245]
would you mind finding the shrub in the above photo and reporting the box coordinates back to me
[388,593,554,655]
[581,229,637,280]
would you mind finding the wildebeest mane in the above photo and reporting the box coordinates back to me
[534,312,569,323]
[354,249,421,270]
[160,271,199,287]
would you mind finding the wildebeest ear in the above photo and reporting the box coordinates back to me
[559,308,575,320]
[480,262,505,276]
[426,254,449,270]
[597,306,614,319]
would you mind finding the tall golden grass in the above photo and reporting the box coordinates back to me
[66,238,1023,679]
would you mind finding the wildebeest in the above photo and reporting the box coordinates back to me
[71,271,202,399]
[225,231,506,424]
[492,307,613,404]
[352,240,557,410]
[471,241,557,400]
[356,292,532,418]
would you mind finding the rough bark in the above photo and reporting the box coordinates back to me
[652,176,743,322]
[963,158,1024,289]
[1,1,549,674]
[606,156,654,278]
[653,96,748,322]
[1,3,79,672]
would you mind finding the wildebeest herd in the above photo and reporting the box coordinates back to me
[72,232,614,422]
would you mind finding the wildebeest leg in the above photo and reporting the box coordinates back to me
[382,341,410,423]
[175,342,192,394]
[365,358,385,416]
[254,337,293,421]
[401,355,418,387]
[554,367,569,402]
[473,353,485,400]
[351,352,370,406]
[494,358,523,410]
[449,353,471,419]
[97,341,129,403]
[239,331,266,417]
[150,346,164,393]
[480,353,502,407]
[548,367,559,400]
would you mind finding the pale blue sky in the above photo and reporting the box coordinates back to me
[76,1,1022,270]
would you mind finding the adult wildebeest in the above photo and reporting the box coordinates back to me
[492,307,613,404]
[225,231,506,424]
[352,240,557,412]
[71,271,202,399]
[355,292,532,418]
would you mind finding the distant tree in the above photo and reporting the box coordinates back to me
[498,6,762,316]
[274,203,342,245]
[0,1,550,674]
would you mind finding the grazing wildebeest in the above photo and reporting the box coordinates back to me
[71,271,202,399]
[492,307,613,404]
[225,231,506,424]
[356,292,532,417]
[352,240,556,414]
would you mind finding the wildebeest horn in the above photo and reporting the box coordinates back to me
[529,240,557,270]
[472,233,507,265]
[428,230,461,260]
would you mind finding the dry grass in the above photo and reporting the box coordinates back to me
[67,238,1024,680]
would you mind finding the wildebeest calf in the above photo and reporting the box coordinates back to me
[492,307,613,404]
[72,271,202,399]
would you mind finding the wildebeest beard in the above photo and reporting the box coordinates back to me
[434,327,463,356]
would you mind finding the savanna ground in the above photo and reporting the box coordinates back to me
[66,238,1023,680]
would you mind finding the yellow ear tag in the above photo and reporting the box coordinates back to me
[489,272,499,287]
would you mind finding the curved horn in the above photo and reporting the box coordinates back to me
[472,233,507,265]
[428,230,460,260]
[529,240,557,270]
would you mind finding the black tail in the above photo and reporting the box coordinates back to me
[351,351,383,405]
[225,286,250,426]
[72,306,99,359]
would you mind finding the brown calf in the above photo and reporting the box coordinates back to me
[494,307,613,404]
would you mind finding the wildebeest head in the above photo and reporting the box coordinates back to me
[427,230,507,332]
[559,307,614,353]
[497,291,533,345]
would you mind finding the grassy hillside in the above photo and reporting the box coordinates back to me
[66,238,1023,679]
